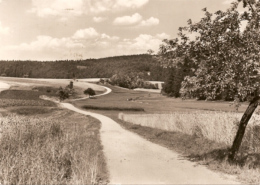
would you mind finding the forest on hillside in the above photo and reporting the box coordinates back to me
[0,55,169,81]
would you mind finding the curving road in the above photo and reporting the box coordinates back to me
[72,85,112,101]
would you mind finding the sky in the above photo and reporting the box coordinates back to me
[0,0,235,61]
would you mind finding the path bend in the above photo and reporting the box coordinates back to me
[61,103,239,184]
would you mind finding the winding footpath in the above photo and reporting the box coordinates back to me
[62,103,239,184]
[0,80,240,184]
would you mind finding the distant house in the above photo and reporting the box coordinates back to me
[23,74,29,78]
[1,73,6,77]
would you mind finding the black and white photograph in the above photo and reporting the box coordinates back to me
[0,0,259,184]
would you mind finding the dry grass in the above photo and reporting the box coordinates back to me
[0,90,56,107]
[116,113,260,184]
[0,99,56,107]
[118,111,260,152]
[9,107,55,115]
[0,110,108,185]
[0,90,56,100]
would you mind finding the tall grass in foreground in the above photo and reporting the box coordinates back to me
[119,111,260,152]
[0,114,107,185]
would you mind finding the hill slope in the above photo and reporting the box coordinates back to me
[0,55,168,81]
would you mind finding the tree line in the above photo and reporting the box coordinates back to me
[0,55,168,81]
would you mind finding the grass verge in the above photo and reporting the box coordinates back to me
[118,112,260,151]
[0,109,108,184]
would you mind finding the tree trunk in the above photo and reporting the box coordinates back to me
[228,96,259,161]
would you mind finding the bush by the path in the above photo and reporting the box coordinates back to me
[84,88,96,96]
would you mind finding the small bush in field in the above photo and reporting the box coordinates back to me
[58,87,70,101]
[84,88,96,97]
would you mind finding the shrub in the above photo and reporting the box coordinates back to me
[84,88,96,96]
[58,87,70,101]
[68,81,73,89]
[109,73,158,89]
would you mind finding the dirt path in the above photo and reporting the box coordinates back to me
[61,103,239,184]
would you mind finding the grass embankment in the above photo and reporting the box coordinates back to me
[0,88,108,184]
[117,112,260,184]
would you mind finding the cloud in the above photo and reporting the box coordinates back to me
[129,34,164,51]
[106,33,169,57]
[72,27,99,39]
[93,16,107,23]
[100,33,119,40]
[113,13,142,25]
[4,31,169,60]
[156,33,170,39]
[111,0,149,9]
[3,27,121,60]
[70,32,168,59]
[6,35,84,52]
[113,13,159,27]
[222,0,235,4]
[90,0,149,13]
[139,17,159,26]
[29,0,149,17]
[0,22,10,35]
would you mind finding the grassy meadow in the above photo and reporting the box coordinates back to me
[73,84,249,113]
[0,82,109,185]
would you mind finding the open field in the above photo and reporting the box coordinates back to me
[0,109,108,185]
[72,84,249,113]
[0,80,109,184]
[0,89,57,107]
[0,77,107,99]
